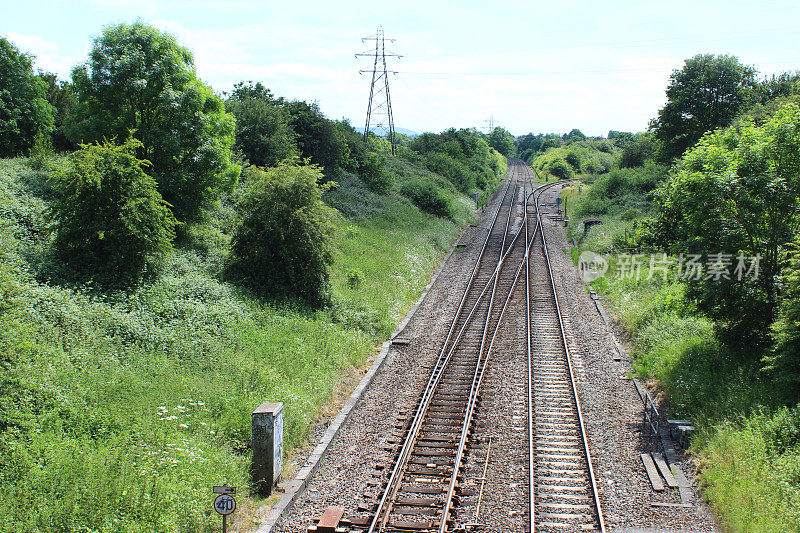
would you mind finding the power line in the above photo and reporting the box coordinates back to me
[356,25,401,155]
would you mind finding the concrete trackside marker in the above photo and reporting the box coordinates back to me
[252,402,284,496]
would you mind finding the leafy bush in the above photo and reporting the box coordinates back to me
[408,128,500,193]
[487,126,516,156]
[27,130,53,171]
[532,140,614,178]
[650,103,800,348]
[575,162,665,216]
[547,158,574,179]
[399,179,454,219]
[345,268,364,290]
[323,171,389,221]
[766,231,800,391]
[619,132,657,168]
[565,151,581,171]
[225,82,297,168]
[360,152,391,192]
[228,161,336,307]
[283,100,347,176]
[50,139,177,286]
[422,151,474,192]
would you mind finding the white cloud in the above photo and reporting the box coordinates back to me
[4,32,82,78]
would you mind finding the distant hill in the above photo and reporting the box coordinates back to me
[355,126,420,138]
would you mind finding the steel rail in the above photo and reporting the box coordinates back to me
[531,172,607,533]
[524,162,537,533]
[436,174,538,533]
[436,164,544,533]
[366,171,519,533]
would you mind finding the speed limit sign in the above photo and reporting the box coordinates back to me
[213,494,236,515]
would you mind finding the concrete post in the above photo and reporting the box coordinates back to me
[251,402,283,496]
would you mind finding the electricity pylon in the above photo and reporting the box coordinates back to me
[483,115,495,134]
[356,26,401,155]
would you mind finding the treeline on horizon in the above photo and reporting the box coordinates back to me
[0,21,507,306]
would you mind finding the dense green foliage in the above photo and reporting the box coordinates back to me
[618,132,657,168]
[517,132,561,161]
[399,179,454,219]
[767,233,800,386]
[574,162,665,218]
[37,71,77,151]
[50,139,177,286]
[283,100,347,175]
[530,139,614,178]
[651,54,756,163]
[225,82,297,168]
[69,22,239,222]
[0,37,55,157]
[650,103,800,347]
[225,82,390,191]
[228,162,336,307]
[408,128,503,192]
[487,126,516,156]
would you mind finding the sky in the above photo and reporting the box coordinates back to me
[2,0,799,137]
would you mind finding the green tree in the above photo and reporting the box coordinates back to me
[226,82,297,168]
[619,132,656,168]
[399,180,454,219]
[487,126,516,156]
[37,71,77,150]
[0,37,55,157]
[334,120,391,192]
[283,100,346,175]
[546,158,574,179]
[649,103,800,346]
[409,128,498,190]
[50,138,177,285]
[564,128,586,143]
[69,22,239,222]
[767,234,800,391]
[755,71,800,104]
[228,161,335,307]
[651,54,756,163]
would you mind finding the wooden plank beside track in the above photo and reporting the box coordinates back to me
[640,453,665,491]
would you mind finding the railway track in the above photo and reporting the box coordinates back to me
[307,161,604,533]
[527,175,605,532]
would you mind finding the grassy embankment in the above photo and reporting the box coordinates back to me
[0,150,503,533]
[562,165,800,531]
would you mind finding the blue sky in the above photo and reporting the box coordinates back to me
[2,0,798,136]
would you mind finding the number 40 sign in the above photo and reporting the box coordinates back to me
[212,486,236,533]
[214,494,236,515]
